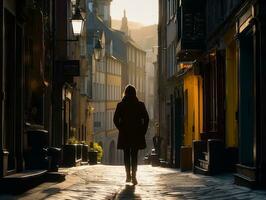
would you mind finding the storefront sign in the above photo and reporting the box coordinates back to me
[63,60,80,76]
[238,7,254,33]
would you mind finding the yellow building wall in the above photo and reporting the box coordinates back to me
[107,74,121,86]
[225,42,238,147]
[183,74,203,146]
[106,73,121,110]
[224,27,238,148]
[106,102,118,110]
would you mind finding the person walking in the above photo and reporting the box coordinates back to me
[113,85,149,185]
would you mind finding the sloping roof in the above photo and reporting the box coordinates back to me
[127,37,146,53]
[87,11,146,59]
[87,12,127,61]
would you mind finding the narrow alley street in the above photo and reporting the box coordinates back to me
[1,0,266,198]
[1,165,264,200]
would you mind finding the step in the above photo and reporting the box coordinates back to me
[199,159,209,170]
[0,170,47,194]
[194,165,209,175]
[4,169,47,179]
[234,173,256,189]
[81,161,89,165]
[45,172,66,182]
[236,164,256,180]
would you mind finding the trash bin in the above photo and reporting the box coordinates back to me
[82,145,89,162]
[25,129,49,169]
[150,148,160,166]
[143,154,151,164]
[47,147,62,172]
[88,151,98,165]
[63,144,77,167]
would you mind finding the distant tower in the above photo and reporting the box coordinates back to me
[120,10,129,36]
[93,0,112,27]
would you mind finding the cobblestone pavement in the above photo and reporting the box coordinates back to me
[2,165,266,200]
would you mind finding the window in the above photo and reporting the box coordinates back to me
[115,86,119,100]
[137,52,139,67]
[167,0,170,21]
[101,84,103,100]
[104,5,109,21]
[107,85,110,99]
[129,48,132,61]
[132,48,135,61]
[112,85,114,100]
[110,40,113,56]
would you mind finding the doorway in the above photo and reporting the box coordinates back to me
[4,9,16,172]
[239,30,255,166]
[174,85,184,168]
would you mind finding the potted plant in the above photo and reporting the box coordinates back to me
[94,143,103,163]
[88,142,103,165]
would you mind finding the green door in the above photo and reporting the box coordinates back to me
[239,30,255,166]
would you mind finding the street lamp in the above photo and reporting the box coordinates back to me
[94,39,103,61]
[71,0,76,6]
[71,7,84,36]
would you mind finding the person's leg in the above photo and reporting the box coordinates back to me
[123,148,131,182]
[131,148,138,185]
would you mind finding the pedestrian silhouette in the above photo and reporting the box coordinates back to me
[153,134,162,157]
[114,85,149,185]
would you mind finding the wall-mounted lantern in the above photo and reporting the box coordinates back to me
[94,39,103,61]
[71,7,85,37]
[71,0,77,6]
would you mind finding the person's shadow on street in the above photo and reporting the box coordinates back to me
[115,185,142,199]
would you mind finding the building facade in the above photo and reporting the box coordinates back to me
[144,48,159,159]
[158,0,266,187]
[0,0,56,178]
[0,0,88,179]
[158,0,180,167]
[69,0,93,145]
[125,41,146,102]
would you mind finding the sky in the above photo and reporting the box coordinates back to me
[110,0,158,26]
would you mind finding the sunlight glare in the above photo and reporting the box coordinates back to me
[111,0,158,26]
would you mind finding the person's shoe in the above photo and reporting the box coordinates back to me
[126,174,131,182]
[132,176,138,185]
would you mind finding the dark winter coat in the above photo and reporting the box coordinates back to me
[113,96,149,150]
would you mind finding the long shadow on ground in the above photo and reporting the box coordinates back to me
[115,185,142,200]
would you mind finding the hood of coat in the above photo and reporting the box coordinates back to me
[122,95,139,103]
